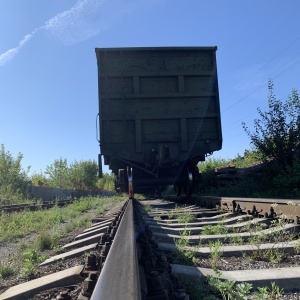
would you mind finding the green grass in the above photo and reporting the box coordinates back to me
[198,151,262,173]
[173,227,197,265]
[196,150,300,199]
[201,224,229,235]
[0,195,126,242]
[176,213,197,224]
[0,194,34,206]
[0,262,15,278]
[21,249,49,279]
[0,194,126,280]
[143,204,152,212]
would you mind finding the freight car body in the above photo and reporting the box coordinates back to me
[95,47,222,197]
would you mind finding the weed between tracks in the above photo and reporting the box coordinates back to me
[177,213,197,224]
[0,262,14,279]
[206,268,284,300]
[140,201,300,299]
[155,205,300,299]
[174,227,197,265]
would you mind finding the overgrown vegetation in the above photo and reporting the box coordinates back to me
[176,213,197,224]
[243,80,300,198]
[202,224,229,235]
[34,157,115,191]
[208,240,223,267]
[21,249,48,279]
[0,144,30,204]
[0,145,116,205]
[208,268,253,300]
[196,150,267,198]
[196,81,300,199]
[207,268,284,300]
[173,226,197,265]
[243,81,300,171]
[0,195,125,242]
[0,262,15,279]
[171,212,290,299]
[0,194,126,279]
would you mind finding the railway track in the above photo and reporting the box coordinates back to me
[1,196,300,299]
[0,199,74,213]
[143,197,300,299]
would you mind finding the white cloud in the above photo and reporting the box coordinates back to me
[44,0,105,45]
[44,0,149,45]
[0,28,40,66]
[0,0,163,66]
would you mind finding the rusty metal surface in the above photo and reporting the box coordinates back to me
[194,196,300,221]
[90,200,141,300]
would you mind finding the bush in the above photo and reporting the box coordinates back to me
[243,81,300,173]
[0,144,30,204]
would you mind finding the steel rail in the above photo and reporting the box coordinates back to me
[195,196,300,220]
[0,199,74,213]
[90,199,141,300]
[165,195,300,221]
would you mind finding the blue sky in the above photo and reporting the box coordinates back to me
[1,0,300,175]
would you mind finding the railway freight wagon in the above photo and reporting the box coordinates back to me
[95,47,222,197]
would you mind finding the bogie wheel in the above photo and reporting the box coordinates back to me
[183,183,193,197]
[182,166,194,197]
[174,184,182,197]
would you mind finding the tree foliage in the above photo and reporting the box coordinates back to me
[97,173,115,191]
[242,81,300,196]
[69,160,98,190]
[45,158,100,190]
[31,172,48,187]
[0,144,115,203]
[243,80,300,170]
[45,158,71,189]
[0,144,30,197]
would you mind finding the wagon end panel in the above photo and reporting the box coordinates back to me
[95,47,222,191]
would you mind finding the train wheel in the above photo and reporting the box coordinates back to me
[155,186,162,198]
[183,166,193,197]
[174,184,182,197]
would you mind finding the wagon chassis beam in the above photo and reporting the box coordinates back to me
[118,157,159,178]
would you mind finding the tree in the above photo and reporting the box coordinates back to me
[45,158,71,189]
[31,172,48,186]
[96,173,115,191]
[69,160,98,190]
[242,80,300,170]
[45,158,98,190]
[0,144,30,196]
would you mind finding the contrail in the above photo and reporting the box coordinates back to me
[0,0,161,67]
[0,28,41,66]
[44,0,108,46]
[44,0,153,45]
